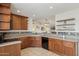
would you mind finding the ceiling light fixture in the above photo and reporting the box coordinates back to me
[49,6,53,9]
[17,10,21,13]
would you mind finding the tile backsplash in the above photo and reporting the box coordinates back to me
[57,32,79,39]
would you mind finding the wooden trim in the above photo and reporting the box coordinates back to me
[11,13,28,18]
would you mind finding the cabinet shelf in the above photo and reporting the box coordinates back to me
[56,24,75,26]
[57,29,75,31]
[56,18,75,22]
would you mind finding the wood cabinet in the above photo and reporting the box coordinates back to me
[21,17,28,30]
[0,3,11,8]
[0,14,10,22]
[0,22,10,29]
[0,6,11,14]
[11,14,22,30]
[20,37,34,49]
[0,3,11,30]
[0,43,21,56]
[48,38,76,56]
[32,36,42,47]
[63,41,76,56]
[11,14,28,30]
[20,36,42,49]
[48,38,55,51]
[49,38,64,55]
[54,39,64,55]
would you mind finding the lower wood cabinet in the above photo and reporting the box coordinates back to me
[20,37,30,49]
[48,38,55,51]
[54,39,64,55]
[0,43,21,56]
[48,38,76,56]
[20,36,42,49]
[63,41,76,56]
[32,36,42,47]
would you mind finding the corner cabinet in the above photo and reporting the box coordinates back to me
[48,38,76,56]
[20,36,42,49]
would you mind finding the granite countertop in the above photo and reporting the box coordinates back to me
[42,34,79,42]
[0,41,21,47]
[4,32,79,42]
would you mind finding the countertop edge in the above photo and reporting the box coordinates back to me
[0,41,21,47]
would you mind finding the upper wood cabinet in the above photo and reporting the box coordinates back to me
[11,14,22,30]
[21,17,28,30]
[0,3,11,30]
[0,6,11,14]
[0,22,10,30]
[0,3,11,8]
[0,14,10,22]
[11,14,28,30]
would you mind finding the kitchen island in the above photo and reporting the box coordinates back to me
[0,41,21,56]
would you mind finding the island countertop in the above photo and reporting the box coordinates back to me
[0,41,21,47]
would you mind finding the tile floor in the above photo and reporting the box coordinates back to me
[21,47,59,56]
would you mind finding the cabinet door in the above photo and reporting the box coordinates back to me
[63,41,76,56]
[21,17,28,30]
[48,38,55,51]
[0,22,10,30]
[0,6,11,14]
[0,14,10,22]
[20,37,30,49]
[0,3,11,8]
[20,37,35,49]
[12,15,21,30]
[0,47,4,56]
[54,39,64,55]
[0,43,21,56]
[33,37,42,47]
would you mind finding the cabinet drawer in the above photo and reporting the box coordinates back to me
[63,41,75,47]
[0,6,10,14]
[0,14,10,22]
[0,22,10,30]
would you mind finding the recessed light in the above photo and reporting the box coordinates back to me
[17,10,21,13]
[49,6,53,9]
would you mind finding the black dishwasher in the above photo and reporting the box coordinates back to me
[42,37,48,50]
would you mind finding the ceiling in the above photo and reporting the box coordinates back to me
[11,3,79,19]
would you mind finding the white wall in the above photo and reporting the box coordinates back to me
[27,18,33,31]
[56,8,79,31]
